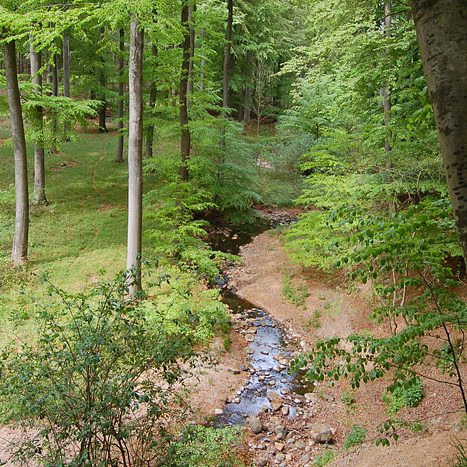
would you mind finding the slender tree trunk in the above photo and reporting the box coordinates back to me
[116,28,125,163]
[63,34,71,98]
[98,28,108,133]
[187,4,196,106]
[243,86,252,124]
[30,39,47,205]
[223,0,233,110]
[63,33,71,140]
[4,41,29,265]
[383,0,392,168]
[51,52,59,153]
[198,29,205,91]
[412,0,467,262]
[144,45,158,158]
[126,20,144,296]
[179,1,191,182]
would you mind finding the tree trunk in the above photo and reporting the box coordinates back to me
[144,45,158,158]
[243,86,252,123]
[223,0,233,110]
[198,29,205,91]
[98,28,108,133]
[30,39,47,205]
[63,33,71,140]
[51,52,59,153]
[63,34,71,98]
[383,0,392,168]
[116,28,125,163]
[126,20,144,296]
[179,1,191,182]
[187,4,196,106]
[4,41,29,265]
[412,0,467,262]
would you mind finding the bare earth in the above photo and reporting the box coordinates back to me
[226,228,466,467]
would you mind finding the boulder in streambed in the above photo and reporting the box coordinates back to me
[309,423,335,444]
[249,416,263,434]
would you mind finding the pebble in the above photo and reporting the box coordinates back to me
[281,405,290,416]
[275,442,285,452]
[214,408,223,415]
[275,453,285,463]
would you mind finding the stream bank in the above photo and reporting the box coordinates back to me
[217,209,465,467]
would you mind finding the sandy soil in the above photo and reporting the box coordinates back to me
[226,228,466,467]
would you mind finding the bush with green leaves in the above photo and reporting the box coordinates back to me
[383,377,424,414]
[343,425,367,450]
[313,448,336,467]
[162,425,248,467]
[0,273,226,466]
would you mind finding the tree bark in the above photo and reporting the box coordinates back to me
[144,45,158,158]
[51,51,59,153]
[412,0,467,261]
[63,33,71,98]
[126,20,144,296]
[116,28,125,163]
[98,28,108,133]
[243,86,252,124]
[187,4,196,106]
[382,0,392,168]
[4,41,29,265]
[223,0,233,109]
[198,28,205,91]
[30,39,47,205]
[179,1,191,182]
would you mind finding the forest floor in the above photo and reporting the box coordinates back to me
[217,216,467,466]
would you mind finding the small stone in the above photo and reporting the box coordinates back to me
[304,393,317,404]
[245,335,255,342]
[233,397,241,404]
[275,442,285,452]
[228,368,241,375]
[261,349,270,355]
[301,453,311,464]
[295,440,306,449]
[214,408,223,415]
[275,425,286,440]
[256,457,268,467]
[281,405,290,416]
[268,391,283,412]
[275,453,285,463]
[249,416,263,434]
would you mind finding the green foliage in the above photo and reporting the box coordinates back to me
[0,274,206,465]
[343,425,367,450]
[452,440,467,467]
[282,271,309,308]
[313,448,336,467]
[162,425,247,467]
[341,390,356,410]
[383,377,424,414]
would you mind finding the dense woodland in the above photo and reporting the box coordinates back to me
[0,0,466,465]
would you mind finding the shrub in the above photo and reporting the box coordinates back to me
[344,425,367,450]
[162,425,247,467]
[314,448,336,466]
[0,274,210,466]
[383,377,424,414]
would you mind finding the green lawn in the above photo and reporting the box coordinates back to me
[0,126,158,341]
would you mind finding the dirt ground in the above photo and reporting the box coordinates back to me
[226,229,466,467]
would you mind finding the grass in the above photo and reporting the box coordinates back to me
[282,270,309,308]
[0,126,159,344]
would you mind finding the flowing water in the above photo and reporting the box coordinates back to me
[209,214,305,426]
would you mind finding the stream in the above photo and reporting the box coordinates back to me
[209,212,307,427]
